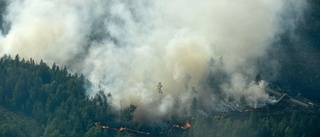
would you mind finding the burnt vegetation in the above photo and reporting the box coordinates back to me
[0,55,319,137]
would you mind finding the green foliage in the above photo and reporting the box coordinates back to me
[191,97,197,117]
[255,73,261,85]
[121,103,137,124]
[85,126,103,137]
[0,55,111,137]
[0,106,43,137]
[184,111,320,137]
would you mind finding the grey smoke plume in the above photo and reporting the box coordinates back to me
[0,0,305,123]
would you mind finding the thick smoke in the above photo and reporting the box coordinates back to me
[0,0,305,123]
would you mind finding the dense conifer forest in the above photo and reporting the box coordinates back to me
[0,55,114,136]
[0,55,319,137]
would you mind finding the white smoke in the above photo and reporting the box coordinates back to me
[0,0,305,123]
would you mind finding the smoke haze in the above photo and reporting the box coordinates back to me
[0,0,305,123]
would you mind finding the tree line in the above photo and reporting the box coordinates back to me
[183,110,320,137]
[0,54,134,136]
[0,54,319,137]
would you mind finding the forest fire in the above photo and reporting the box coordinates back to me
[93,120,191,136]
[173,121,191,129]
[184,121,191,129]
[119,127,126,131]
[101,126,109,129]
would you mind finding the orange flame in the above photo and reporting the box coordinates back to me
[120,127,126,131]
[101,126,109,129]
[185,122,191,128]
